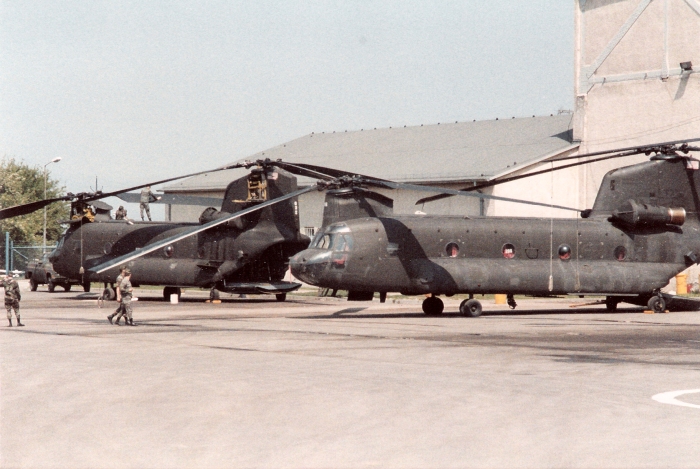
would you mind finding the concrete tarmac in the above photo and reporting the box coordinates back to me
[2,283,700,468]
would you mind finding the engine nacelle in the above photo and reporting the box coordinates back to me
[611,199,685,227]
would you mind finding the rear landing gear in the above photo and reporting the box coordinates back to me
[422,295,444,315]
[275,293,287,302]
[459,299,483,317]
[163,286,181,302]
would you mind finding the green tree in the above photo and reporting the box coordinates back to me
[0,157,69,246]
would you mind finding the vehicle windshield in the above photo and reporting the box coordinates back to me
[310,224,353,251]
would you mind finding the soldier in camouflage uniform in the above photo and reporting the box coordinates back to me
[119,270,136,326]
[3,274,24,327]
[107,266,127,325]
[139,186,161,221]
[115,206,127,220]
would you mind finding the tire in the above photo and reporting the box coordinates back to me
[30,278,38,291]
[275,293,287,302]
[47,276,55,293]
[102,287,116,301]
[83,282,91,293]
[460,299,483,317]
[647,296,666,313]
[605,296,618,312]
[422,296,444,315]
[64,284,71,292]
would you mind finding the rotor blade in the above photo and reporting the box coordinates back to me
[375,180,581,212]
[0,162,248,220]
[81,162,248,203]
[548,137,700,163]
[277,162,392,182]
[0,197,70,220]
[273,162,338,181]
[116,192,222,207]
[415,139,700,205]
[89,185,318,274]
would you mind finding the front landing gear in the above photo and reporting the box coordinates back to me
[459,299,483,317]
[422,295,444,315]
[647,295,666,314]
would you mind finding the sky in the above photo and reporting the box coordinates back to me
[0,1,574,218]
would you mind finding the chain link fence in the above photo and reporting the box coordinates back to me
[1,234,56,273]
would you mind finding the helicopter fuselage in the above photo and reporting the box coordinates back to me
[51,218,308,289]
[290,214,695,296]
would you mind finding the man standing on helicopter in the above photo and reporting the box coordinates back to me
[139,186,161,221]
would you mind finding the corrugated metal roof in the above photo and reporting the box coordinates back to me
[165,114,576,192]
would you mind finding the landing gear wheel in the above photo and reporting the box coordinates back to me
[275,293,287,302]
[47,277,55,293]
[102,287,116,301]
[422,296,444,315]
[460,299,483,317]
[209,288,220,301]
[647,295,666,314]
[30,278,38,291]
[605,296,619,312]
[63,284,71,292]
[83,282,91,293]
[163,286,182,301]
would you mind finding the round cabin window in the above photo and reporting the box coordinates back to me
[558,244,572,260]
[445,242,460,258]
[103,242,112,255]
[614,245,626,261]
[164,245,174,258]
[502,243,515,259]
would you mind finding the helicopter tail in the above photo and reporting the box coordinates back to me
[588,156,699,225]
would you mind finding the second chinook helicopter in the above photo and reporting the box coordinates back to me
[289,141,700,316]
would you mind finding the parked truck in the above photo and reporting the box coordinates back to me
[25,253,89,292]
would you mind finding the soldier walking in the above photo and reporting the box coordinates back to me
[107,266,127,325]
[140,186,161,221]
[119,270,136,326]
[3,273,24,327]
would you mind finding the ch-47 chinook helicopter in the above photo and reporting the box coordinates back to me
[0,160,322,301]
[288,139,700,316]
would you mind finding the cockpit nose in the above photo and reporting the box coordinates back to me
[289,250,330,285]
[47,249,60,264]
[290,223,354,285]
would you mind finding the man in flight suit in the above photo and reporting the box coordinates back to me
[3,273,24,327]
[140,186,161,221]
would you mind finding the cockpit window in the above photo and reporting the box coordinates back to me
[310,224,353,251]
[311,231,353,251]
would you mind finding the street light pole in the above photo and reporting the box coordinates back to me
[43,157,62,254]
